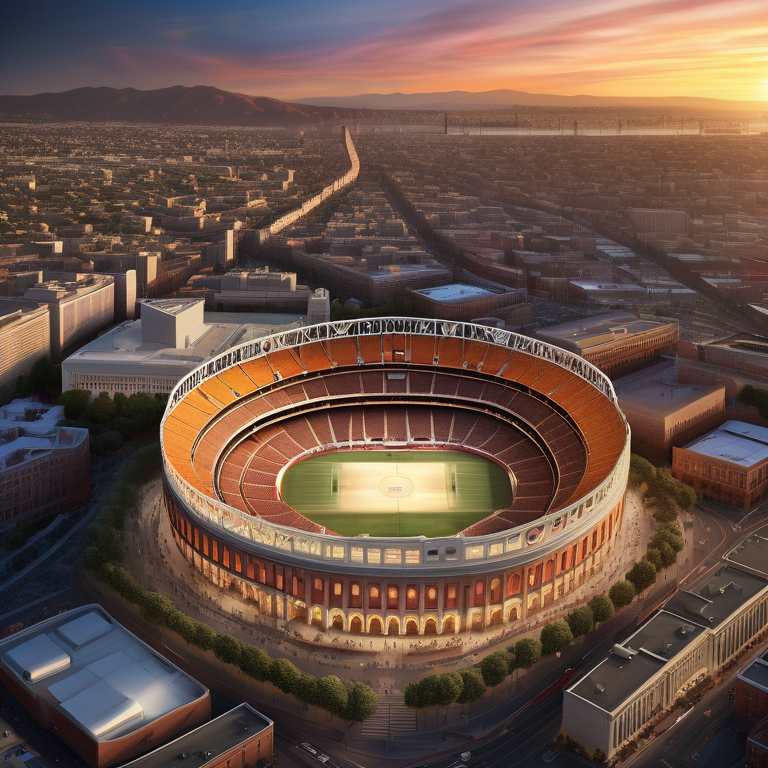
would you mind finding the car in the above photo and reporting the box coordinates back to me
[300,743,319,756]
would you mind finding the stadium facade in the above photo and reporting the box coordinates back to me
[160,318,630,637]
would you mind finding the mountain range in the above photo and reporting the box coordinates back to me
[0,85,764,124]
[295,89,767,112]
[0,85,370,124]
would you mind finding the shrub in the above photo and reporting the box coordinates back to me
[191,620,216,651]
[513,637,542,669]
[609,580,637,609]
[86,392,116,424]
[588,594,615,624]
[594,748,607,764]
[540,620,573,656]
[481,650,511,686]
[294,674,319,706]
[456,668,486,703]
[566,606,594,638]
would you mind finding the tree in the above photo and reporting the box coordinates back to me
[593,748,607,764]
[294,674,319,706]
[609,580,636,610]
[540,620,573,656]
[404,682,421,708]
[315,675,349,717]
[86,392,116,424]
[514,637,542,669]
[658,541,677,568]
[113,391,128,415]
[82,546,106,572]
[435,672,463,706]
[124,392,160,432]
[58,389,91,419]
[344,682,378,722]
[191,621,216,651]
[166,610,196,642]
[566,606,594,638]
[139,592,174,625]
[481,651,511,686]
[111,416,139,439]
[213,634,243,666]
[239,646,271,682]
[589,594,615,624]
[92,430,124,455]
[96,525,124,564]
[645,547,663,573]
[626,559,657,593]
[29,357,61,396]
[269,658,301,694]
[456,668,486,703]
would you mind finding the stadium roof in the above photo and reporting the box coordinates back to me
[680,421,768,468]
[0,605,208,743]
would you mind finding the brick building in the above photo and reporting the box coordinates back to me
[672,421,768,509]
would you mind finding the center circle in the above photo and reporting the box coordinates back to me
[378,475,415,498]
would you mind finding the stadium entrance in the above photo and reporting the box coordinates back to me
[279,450,512,537]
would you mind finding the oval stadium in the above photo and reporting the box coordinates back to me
[160,318,630,637]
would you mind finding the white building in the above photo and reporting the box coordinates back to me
[0,298,50,391]
[61,299,304,397]
[25,275,114,361]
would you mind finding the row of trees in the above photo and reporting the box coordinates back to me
[83,444,378,723]
[737,385,768,420]
[58,389,168,455]
[5,357,61,404]
[404,456,698,710]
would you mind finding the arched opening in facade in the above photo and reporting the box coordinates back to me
[331,613,344,631]
[489,608,503,626]
[442,615,456,634]
[369,616,383,635]
[349,615,363,633]
[311,606,323,627]
[405,618,419,635]
[387,617,400,636]
[507,605,519,622]
[424,617,437,635]
[471,612,484,631]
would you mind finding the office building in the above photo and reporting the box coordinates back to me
[0,400,90,524]
[536,311,679,379]
[61,299,304,398]
[673,421,768,509]
[563,530,768,760]
[24,275,115,362]
[0,298,50,391]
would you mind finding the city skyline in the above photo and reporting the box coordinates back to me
[2,0,767,102]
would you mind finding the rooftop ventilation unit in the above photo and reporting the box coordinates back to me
[613,644,636,660]
[594,684,605,694]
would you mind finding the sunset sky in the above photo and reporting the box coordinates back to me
[3,0,767,101]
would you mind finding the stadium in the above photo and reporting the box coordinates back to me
[160,318,630,637]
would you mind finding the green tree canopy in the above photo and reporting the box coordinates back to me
[213,634,243,666]
[609,580,637,610]
[315,675,349,718]
[58,389,91,419]
[566,606,594,638]
[540,620,574,656]
[86,391,116,424]
[239,646,272,682]
[481,650,512,686]
[626,559,657,593]
[294,674,319,706]
[456,668,487,704]
[269,658,301,694]
[513,637,542,669]
[588,594,615,624]
[344,682,378,722]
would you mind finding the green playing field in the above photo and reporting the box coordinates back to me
[278,450,512,537]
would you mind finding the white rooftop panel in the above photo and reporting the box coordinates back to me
[61,679,143,739]
[683,421,768,467]
[4,635,70,683]
[57,612,113,650]
[414,284,493,301]
[48,668,100,703]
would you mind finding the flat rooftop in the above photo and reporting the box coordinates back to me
[664,565,768,628]
[680,421,768,468]
[413,284,495,302]
[0,605,207,744]
[739,650,768,694]
[704,333,768,355]
[617,380,723,418]
[569,280,645,293]
[537,311,675,352]
[141,299,201,316]
[725,525,768,577]
[119,704,271,768]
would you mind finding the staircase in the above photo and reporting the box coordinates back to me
[360,694,416,738]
